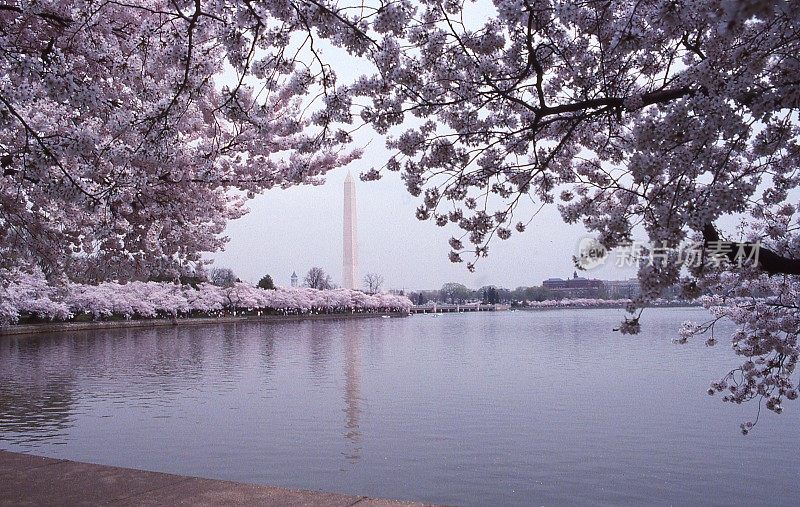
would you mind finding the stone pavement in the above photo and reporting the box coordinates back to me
[0,450,442,506]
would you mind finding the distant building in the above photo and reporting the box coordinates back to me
[539,274,683,300]
[604,278,640,299]
[542,271,605,298]
[600,278,684,300]
[291,271,298,287]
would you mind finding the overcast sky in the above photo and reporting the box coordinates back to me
[208,161,638,291]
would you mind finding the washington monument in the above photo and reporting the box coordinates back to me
[343,171,358,290]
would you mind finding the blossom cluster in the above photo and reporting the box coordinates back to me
[676,271,800,432]
[521,298,685,309]
[344,1,800,419]
[0,0,367,281]
[522,298,633,309]
[0,269,412,325]
[347,0,798,281]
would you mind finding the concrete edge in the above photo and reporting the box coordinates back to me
[0,312,409,338]
[0,450,445,506]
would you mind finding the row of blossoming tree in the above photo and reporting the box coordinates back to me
[0,269,412,324]
[521,298,698,310]
[522,298,630,309]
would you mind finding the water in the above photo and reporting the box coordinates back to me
[1,308,798,506]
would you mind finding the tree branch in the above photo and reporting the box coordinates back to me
[703,223,800,275]
[542,86,694,116]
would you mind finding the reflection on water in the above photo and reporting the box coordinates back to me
[1,310,799,506]
[0,378,75,444]
[0,340,77,445]
[343,328,362,462]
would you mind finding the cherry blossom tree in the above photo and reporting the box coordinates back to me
[209,268,238,288]
[0,269,411,324]
[0,268,70,323]
[343,0,800,427]
[523,298,633,309]
[0,0,369,282]
[185,282,226,313]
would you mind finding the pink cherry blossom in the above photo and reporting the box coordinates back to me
[0,269,411,324]
[0,0,366,280]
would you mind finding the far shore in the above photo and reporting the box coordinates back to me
[0,311,408,338]
[517,301,702,311]
[1,303,704,338]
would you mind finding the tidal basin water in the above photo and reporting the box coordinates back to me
[1,308,799,506]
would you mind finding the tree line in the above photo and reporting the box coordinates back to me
[409,284,565,306]
[205,267,384,294]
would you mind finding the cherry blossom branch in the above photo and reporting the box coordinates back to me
[0,92,100,202]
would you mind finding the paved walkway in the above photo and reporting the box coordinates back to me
[0,450,440,506]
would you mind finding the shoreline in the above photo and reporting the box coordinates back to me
[0,311,408,338]
[516,302,701,311]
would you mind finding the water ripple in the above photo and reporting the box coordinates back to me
[0,310,798,506]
